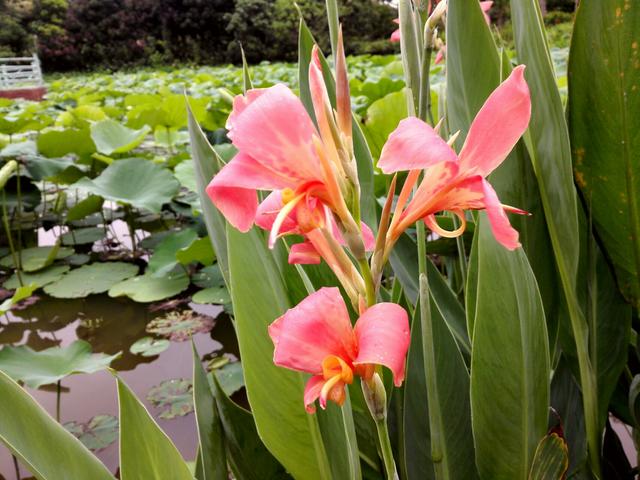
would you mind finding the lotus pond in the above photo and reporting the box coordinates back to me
[0,49,570,478]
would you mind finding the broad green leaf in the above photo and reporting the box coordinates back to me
[64,415,119,452]
[129,337,170,357]
[66,195,104,222]
[44,262,139,298]
[471,215,550,478]
[3,265,70,290]
[61,227,106,246]
[0,246,74,272]
[147,378,193,419]
[509,0,598,469]
[210,372,290,480]
[214,362,244,397]
[148,229,198,277]
[227,226,332,480]
[91,119,150,155]
[72,158,180,213]
[569,0,640,308]
[0,370,114,480]
[23,156,87,182]
[0,340,119,388]
[192,286,231,305]
[187,102,230,286]
[362,90,408,159]
[108,271,189,302]
[174,159,198,193]
[528,433,569,480]
[192,344,227,480]
[37,128,96,158]
[117,376,193,480]
[176,237,215,266]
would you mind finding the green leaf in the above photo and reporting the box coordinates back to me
[0,370,114,480]
[147,378,193,420]
[146,310,214,341]
[0,340,119,388]
[3,265,70,289]
[66,195,104,222]
[109,271,189,303]
[214,362,244,396]
[91,119,150,155]
[362,90,408,160]
[129,337,170,357]
[64,415,119,452]
[568,0,640,308]
[0,283,37,315]
[44,262,139,298]
[471,215,550,478]
[227,226,332,480]
[210,372,290,480]
[187,101,230,286]
[192,286,231,305]
[72,158,180,213]
[61,227,107,246]
[192,344,226,480]
[0,246,74,272]
[528,433,569,480]
[37,128,96,158]
[148,229,199,277]
[117,376,193,480]
[176,236,215,267]
[174,159,198,193]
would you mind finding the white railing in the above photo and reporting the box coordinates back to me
[0,54,44,89]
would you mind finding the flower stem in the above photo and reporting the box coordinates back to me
[56,380,61,422]
[1,189,23,286]
[375,417,399,480]
[358,257,376,307]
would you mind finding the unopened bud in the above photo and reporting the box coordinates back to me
[362,373,387,421]
[427,0,447,29]
[0,160,17,190]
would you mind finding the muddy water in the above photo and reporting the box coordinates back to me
[0,294,237,479]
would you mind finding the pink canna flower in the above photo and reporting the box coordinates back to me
[378,65,531,251]
[269,288,410,413]
[390,19,400,43]
[480,1,493,25]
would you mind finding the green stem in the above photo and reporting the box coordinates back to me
[2,190,23,286]
[375,417,399,480]
[15,164,23,271]
[358,257,376,307]
[124,205,137,252]
[416,220,427,277]
[418,32,434,125]
[13,454,20,480]
[56,380,61,422]
[451,212,468,287]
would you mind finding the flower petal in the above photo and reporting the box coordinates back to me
[481,179,521,250]
[303,375,325,413]
[378,117,458,174]
[289,241,322,265]
[255,190,298,234]
[480,1,493,24]
[361,222,375,251]
[354,303,410,386]
[226,84,323,183]
[458,65,531,177]
[390,29,401,42]
[269,287,357,374]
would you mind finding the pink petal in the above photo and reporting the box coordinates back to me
[390,29,401,42]
[378,117,458,174]
[361,222,375,251]
[480,1,493,24]
[289,241,322,265]
[303,375,325,413]
[434,46,445,65]
[255,191,298,234]
[226,84,323,183]
[481,179,521,250]
[226,88,269,131]
[458,65,531,177]
[269,288,357,375]
[354,303,410,386]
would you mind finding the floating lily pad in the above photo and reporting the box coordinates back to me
[148,229,198,277]
[90,119,150,155]
[213,361,244,396]
[146,310,214,341]
[146,378,193,419]
[72,158,180,213]
[129,337,170,357]
[176,237,215,267]
[44,262,139,298]
[0,246,74,272]
[192,265,225,289]
[173,160,197,192]
[64,415,118,452]
[0,340,119,388]
[64,253,91,266]
[3,265,70,290]
[191,286,230,305]
[108,271,189,303]
[61,227,106,246]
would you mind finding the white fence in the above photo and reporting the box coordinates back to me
[0,55,44,89]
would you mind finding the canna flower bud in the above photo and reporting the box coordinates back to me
[362,373,387,421]
[427,0,447,30]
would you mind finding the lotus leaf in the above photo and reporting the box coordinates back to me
[37,128,96,158]
[109,271,189,303]
[0,340,119,388]
[64,415,118,452]
[212,361,244,396]
[191,286,230,305]
[44,262,139,298]
[147,378,193,420]
[148,229,198,277]
[3,265,70,289]
[61,227,107,246]
[0,246,74,272]
[146,310,214,341]
[176,237,215,267]
[129,337,171,357]
[72,158,180,213]
[90,119,150,155]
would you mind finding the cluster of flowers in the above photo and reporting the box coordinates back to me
[207,18,531,413]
